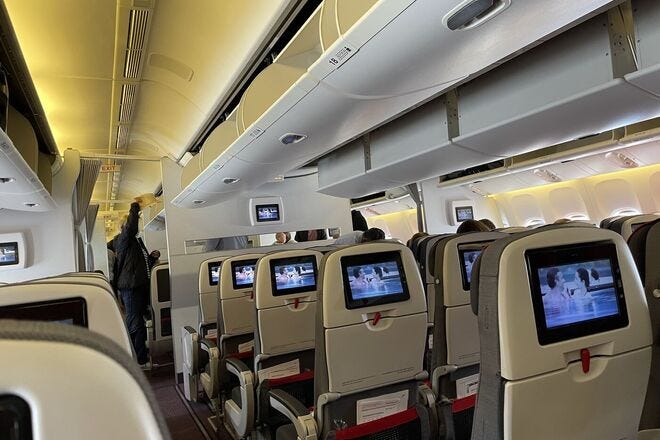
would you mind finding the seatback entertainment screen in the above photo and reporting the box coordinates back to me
[341,251,410,309]
[0,242,18,266]
[231,259,257,289]
[255,204,281,222]
[208,261,221,286]
[269,255,317,296]
[526,241,628,345]
[0,297,88,327]
[457,241,493,291]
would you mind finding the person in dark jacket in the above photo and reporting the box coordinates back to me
[115,199,151,365]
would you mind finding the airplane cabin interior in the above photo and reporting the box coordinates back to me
[0,0,658,439]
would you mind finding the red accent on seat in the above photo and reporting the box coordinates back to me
[373,311,381,326]
[294,298,300,309]
[335,407,418,440]
[206,335,217,342]
[249,291,254,300]
[267,370,314,387]
[228,349,254,360]
[452,394,477,413]
[581,348,590,373]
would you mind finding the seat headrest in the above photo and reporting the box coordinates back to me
[219,253,263,299]
[198,257,226,293]
[0,320,170,439]
[627,218,660,281]
[471,224,651,380]
[254,250,323,308]
[320,242,426,327]
[0,282,131,355]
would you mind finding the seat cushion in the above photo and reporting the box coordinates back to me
[276,424,297,440]
[231,386,242,409]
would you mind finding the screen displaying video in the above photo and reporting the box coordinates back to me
[0,297,88,327]
[269,255,317,296]
[455,206,474,222]
[341,251,410,309]
[256,204,281,222]
[232,259,257,289]
[536,259,619,329]
[208,261,221,286]
[457,241,492,291]
[526,241,628,345]
[0,241,18,266]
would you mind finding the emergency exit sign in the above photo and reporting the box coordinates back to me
[100,164,121,173]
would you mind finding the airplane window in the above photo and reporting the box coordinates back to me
[567,213,590,221]
[611,208,641,216]
[525,218,546,228]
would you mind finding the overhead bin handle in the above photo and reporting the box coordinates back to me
[444,0,511,31]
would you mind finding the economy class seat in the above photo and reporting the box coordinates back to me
[470,225,652,440]
[429,231,505,439]
[0,320,170,440]
[271,242,435,440]
[225,249,321,439]
[627,218,660,435]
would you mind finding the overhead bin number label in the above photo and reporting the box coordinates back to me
[328,44,356,67]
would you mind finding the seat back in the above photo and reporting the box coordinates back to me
[599,215,621,229]
[149,263,172,351]
[253,249,322,418]
[0,320,170,439]
[0,280,132,355]
[627,218,660,431]
[218,254,262,360]
[315,243,429,438]
[198,257,226,335]
[470,226,652,440]
[619,214,660,241]
[430,231,505,438]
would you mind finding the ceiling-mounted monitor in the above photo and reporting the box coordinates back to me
[449,200,475,225]
[249,197,284,226]
[0,233,27,270]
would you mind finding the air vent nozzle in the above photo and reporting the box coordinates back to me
[444,0,510,31]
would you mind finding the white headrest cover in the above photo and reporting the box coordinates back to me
[495,227,652,380]
[0,282,132,355]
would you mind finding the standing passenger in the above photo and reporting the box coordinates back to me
[115,198,151,366]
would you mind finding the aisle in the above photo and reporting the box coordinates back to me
[147,366,223,440]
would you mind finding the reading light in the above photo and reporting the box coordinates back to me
[273,175,285,182]
[24,202,39,208]
[279,133,307,145]
[222,177,240,184]
[605,152,639,169]
[468,183,490,197]
[192,200,206,205]
[0,177,15,184]
[533,168,562,183]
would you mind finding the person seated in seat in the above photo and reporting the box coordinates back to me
[479,218,497,230]
[361,227,386,242]
[457,219,490,233]
[335,211,369,245]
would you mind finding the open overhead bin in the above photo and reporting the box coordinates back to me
[173,0,621,208]
[453,13,660,159]
[624,0,660,97]
[199,117,239,171]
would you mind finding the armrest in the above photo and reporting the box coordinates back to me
[431,364,457,397]
[199,338,220,399]
[200,338,217,352]
[225,357,255,437]
[268,389,317,440]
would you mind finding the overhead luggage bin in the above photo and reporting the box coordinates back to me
[173,0,620,208]
[199,117,240,172]
[624,0,660,97]
[319,0,378,52]
[454,14,660,159]
[180,154,202,189]
[0,127,57,211]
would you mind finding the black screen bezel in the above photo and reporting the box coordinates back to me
[0,241,19,266]
[0,297,88,327]
[208,261,221,286]
[457,240,494,291]
[269,255,318,296]
[341,250,410,310]
[525,241,628,346]
[231,258,258,290]
[455,206,474,222]
[255,204,281,223]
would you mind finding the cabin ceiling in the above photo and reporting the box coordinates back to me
[4,0,297,213]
